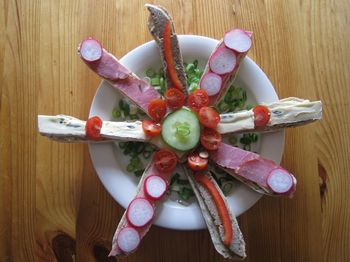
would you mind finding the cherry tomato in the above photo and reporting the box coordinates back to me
[154,149,177,173]
[253,105,271,127]
[165,88,185,110]
[198,107,221,128]
[85,116,102,140]
[187,89,209,112]
[148,99,167,122]
[187,153,208,171]
[142,119,161,137]
[200,128,222,151]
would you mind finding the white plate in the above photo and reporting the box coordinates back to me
[89,35,284,230]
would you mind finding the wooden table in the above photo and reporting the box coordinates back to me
[1,0,349,261]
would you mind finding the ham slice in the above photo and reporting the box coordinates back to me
[78,41,160,113]
[109,161,173,257]
[210,142,297,197]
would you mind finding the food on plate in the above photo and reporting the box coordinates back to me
[185,169,246,259]
[161,108,201,151]
[144,175,168,200]
[36,3,323,260]
[126,198,154,228]
[146,4,188,95]
[79,38,160,113]
[199,29,253,105]
[218,97,323,134]
[210,142,296,196]
[38,115,149,142]
[187,152,208,171]
[109,161,172,257]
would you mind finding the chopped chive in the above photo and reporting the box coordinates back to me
[127,163,136,172]
[179,187,194,200]
[186,63,195,72]
[222,182,233,196]
[146,68,156,78]
[112,108,121,118]
[134,169,145,177]
[188,82,199,93]
[218,101,230,113]
[150,78,160,86]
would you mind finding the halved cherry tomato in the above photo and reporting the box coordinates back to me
[187,153,208,171]
[154,149,177,173]
[200,128,222,151]
[187,89,209,112]
[253,105,271,127]
[142,119,161,137]
[165,88,185,110]
[148,99,167,122]
[198,107,221,128]
[85,116,102,140]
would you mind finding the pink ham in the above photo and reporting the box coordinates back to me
[79,38,160,113]
[109,161,172,257]
[210,142,296,197]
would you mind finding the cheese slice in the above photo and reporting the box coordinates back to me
[217,98,322,134]
[37,115,149,143]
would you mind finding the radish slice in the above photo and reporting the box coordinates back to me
[209,46,237,75]
[144,175,167,200]
[126,198,154,228]
[200,72,222,96]
[224,29,252,53]
[117,227,140,253]
[267,168,293,194]
[79,38,102,62]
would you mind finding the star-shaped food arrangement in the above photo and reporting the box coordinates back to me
[37,4,322,260]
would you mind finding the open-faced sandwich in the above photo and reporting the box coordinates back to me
[37,4,322,260]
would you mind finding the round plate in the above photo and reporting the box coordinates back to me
[89,35,284,230]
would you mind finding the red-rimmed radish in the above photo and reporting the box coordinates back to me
[126,198,154,228]
[117,227,140,253]
[224,29,252,53]
[267,168,294,194]
[144,175,167,200]
[79,38,102,62]
[200,72,222,96]
[209,46,237,75]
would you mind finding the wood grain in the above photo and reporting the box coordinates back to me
[1,0,349,261]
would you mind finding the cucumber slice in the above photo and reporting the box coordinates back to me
[162,108,200,151]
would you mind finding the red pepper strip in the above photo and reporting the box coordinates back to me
[163,20,183,91]
[195,174,233,246]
